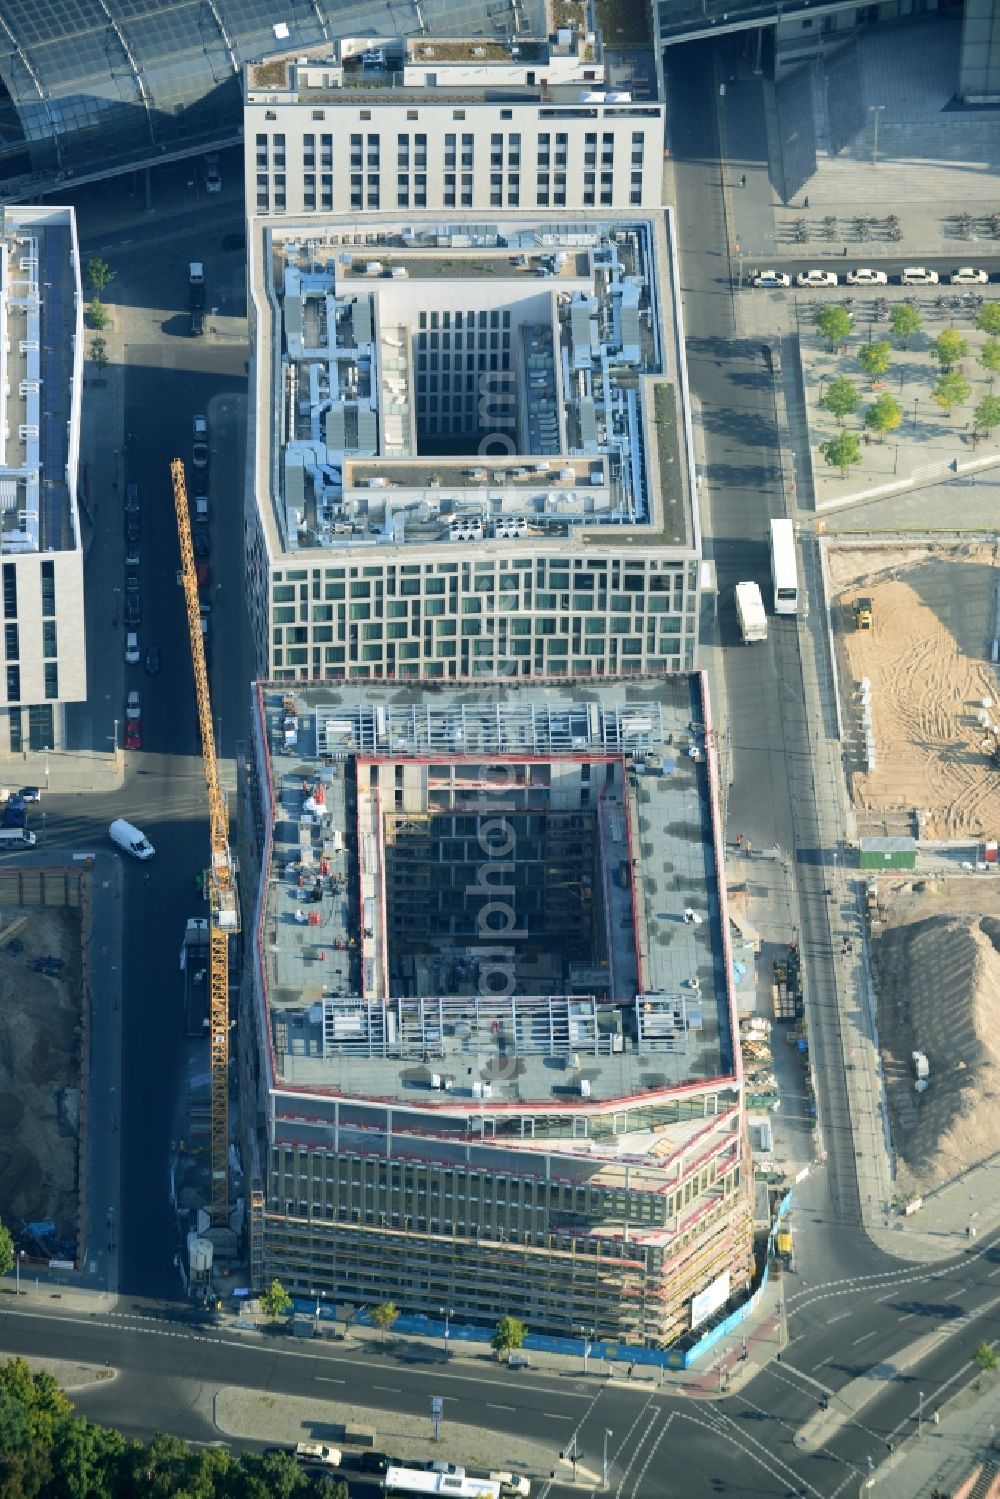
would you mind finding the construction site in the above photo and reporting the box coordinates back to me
[239,675,754,1348]
[865,876,1000,1205]
[0,880,85,1263]
[827,541,1000,842]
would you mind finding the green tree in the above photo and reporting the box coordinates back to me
[86,256,115,299]
[976,303,1000,337]
[312,1480,350,1499]
[87,298,108,331]
[0,1357,74,1446]
[932,372,972,414]
[889,303,922,349]
[51,1414,125,1499]
[974,1340,998,1374]
[371,1300,400,1342]
[974,394,1000,433]
[820,431,862,478]
[813,305,852,352]
[243,1448,313,1498]
[260,1278,292,1320]
[89,337,108,370]
[0,1219,13,1276]
[864,392,903,440]
[491,1314,528,1360]
[979,338,1000,379]
[857,341,891,386]
[820,376,860,427]
[932,326,969,371]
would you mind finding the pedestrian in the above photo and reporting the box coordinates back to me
[740,173,746,188]
[803,196,809,209]
[745,840,752,855]
[843,246,848,257]
[628,1363,634,1379]
[735,832,743,848]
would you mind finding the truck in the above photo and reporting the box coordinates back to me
[181,918,210,1034]
[189,262,205,336]
[295,1442,342,1468]
[735,581,767,643]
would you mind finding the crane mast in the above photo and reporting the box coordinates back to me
[171,457,239,1227]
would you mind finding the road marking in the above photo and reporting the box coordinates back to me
[874,1291,897,1303]
[373,1385,401,1393]
[851,1331,877,1346]
[827,1311,851,1324]
[897,1312,915,1322]
[988,1267,1000,1280]
[488,1403,516,1412]
[944,1287,968,1301]
[542,1412,573,1421]
[316,1377,345,1385]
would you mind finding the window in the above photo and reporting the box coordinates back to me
[8,710,20,754]
[4,623,16,659]
[303,132,315,168]
[42,620,56,658]
[5,665,19,701]
[43,662,58,700]
[2,565,15,619]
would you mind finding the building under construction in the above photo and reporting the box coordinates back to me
[241,675,752,1347]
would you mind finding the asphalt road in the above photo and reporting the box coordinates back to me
[44,165,251,1299]
[3,1232,1000,1497]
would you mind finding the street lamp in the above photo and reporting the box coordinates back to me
[912,396,919,429]
[603,1428,613,1487]
[440,1305,454,1358]
[870,104,885,168]
[918,1389,924,1437]
[15,1249,24,1296]
[580,1325,595,1374]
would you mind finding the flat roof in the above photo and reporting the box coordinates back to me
[253,675,736,1111]
[259,217,692,559]
[0,206,81,555]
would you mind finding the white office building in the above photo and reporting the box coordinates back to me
[0,206,85,754]
[243,25,699,684]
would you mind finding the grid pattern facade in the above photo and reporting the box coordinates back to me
[261,1096,752,1345]
[415,307,513,442]
[246,544,699,681]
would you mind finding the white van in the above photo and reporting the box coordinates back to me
[109,818,154,860]
[0,827,36,849]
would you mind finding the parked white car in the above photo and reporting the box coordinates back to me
[950,267,988,286]
[846,267,888,286]
[901,266,939,285]
[752,270,790,288]
[125,631,140,665]
[796,268,838,288]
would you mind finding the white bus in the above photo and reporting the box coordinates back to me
[769,518,799,615]
[383,1468,500,1499]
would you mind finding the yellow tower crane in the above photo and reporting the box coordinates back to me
[171,457,240,1227]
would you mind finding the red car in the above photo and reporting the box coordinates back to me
[196,561,211,588]
[125,718,143,751]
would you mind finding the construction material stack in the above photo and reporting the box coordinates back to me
[771,944,803,1022]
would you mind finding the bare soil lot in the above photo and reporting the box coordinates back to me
[0,906,81,1242]
[828,543,1000,841]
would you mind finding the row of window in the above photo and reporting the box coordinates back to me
[254,127,649,212]
[2,561,56,623]
[273,561,691,588]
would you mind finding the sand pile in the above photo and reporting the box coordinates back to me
[872,911,1000,1198]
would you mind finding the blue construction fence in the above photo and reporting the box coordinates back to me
[289,1191,792,1373]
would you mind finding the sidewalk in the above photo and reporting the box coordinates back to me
[869,1372,1000,1499]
